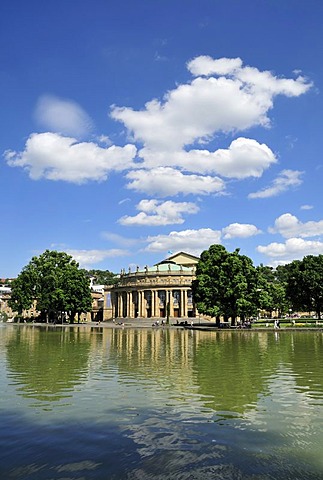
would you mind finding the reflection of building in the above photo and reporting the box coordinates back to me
[103,252,199,321]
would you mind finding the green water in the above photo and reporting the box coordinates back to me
[1,324,323,479]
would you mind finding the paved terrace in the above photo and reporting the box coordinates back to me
[5,318,323,331]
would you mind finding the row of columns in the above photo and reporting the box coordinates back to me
[114,288,194,319]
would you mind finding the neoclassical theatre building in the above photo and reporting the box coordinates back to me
[103,252,199,321]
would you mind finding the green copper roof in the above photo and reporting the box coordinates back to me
[120,262,195,276]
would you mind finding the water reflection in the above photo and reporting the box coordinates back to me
[4,326,323,413]
[6,326,92,403]
[1,326,323,479]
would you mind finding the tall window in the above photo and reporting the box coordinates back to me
[173,290,180,306]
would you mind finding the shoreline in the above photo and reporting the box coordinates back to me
[2,320,323,332]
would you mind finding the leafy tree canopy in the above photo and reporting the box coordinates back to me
[280,255,323,319]
[9,250,93,322]
[192,244,258,325]
[256,264,290,317]
[85,269,117,285]
[193,248,323,322]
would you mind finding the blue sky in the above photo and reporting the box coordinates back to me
[1,0,322,277]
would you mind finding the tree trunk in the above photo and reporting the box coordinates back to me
[70,311,75,324]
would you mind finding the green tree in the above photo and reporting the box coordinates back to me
[192,244,258,325]
[8,268,36,316]
[86,269,117,285]
[283,255,323,319]
[9,250,92,323]
[256,265,289,317]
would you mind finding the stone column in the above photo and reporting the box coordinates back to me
[112,292,117,318]
[129,291,133,318]
[154,290,159,317]
[180,289,185,318]
[119,293,123,318]
[151,289,155,317]
[168,289,174,317]
[141,291,146,318]
[126,292,130,318]
[138,290,142,317]
[131,291,135,318]
[116,293,120,318]
[130,292,133,318]
[128,291,132,318]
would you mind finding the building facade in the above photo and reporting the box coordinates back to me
[103,252,199,321]
[0,286,13,320]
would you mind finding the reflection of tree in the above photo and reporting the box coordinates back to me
[104,328,323,419]
[192,332,292,415]
[105,329,301,417]
[289,333,323,397]
[6,327,91,401]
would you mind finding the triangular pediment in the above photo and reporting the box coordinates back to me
[156,251,199,267]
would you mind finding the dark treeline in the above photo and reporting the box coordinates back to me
[192,244,323,325]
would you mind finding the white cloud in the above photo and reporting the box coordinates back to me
[139,137,276,179]
[269,213,323,238]
[66,249,130,267]
[118,198,131,205]
[144,228,222,256]
[5,132,137,183]
[109,57,310,198]
[119,199,199,226]
[222,223,262,239]
[100,232,138,247]
[35,95,93,138]
[248,169,303,199]
[300,204,313,210]
[97,135,112,146]
[125,167,225,196]
[236,66,310,98]
[5,56,312,202]
[187,56,243,76]
[257,238,323,264]
[111,56,312,152]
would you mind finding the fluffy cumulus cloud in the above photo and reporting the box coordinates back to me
[145,223,261,255]
[257,238,323,265]
[269,213,323,238]
[187,56,243,76]
[5,132,137,183]
[144,228,222,256]
[66,249,130,267]
[111,56,311,152]
[119,199,199,226]
[139,137,277,178]
[125,167,225,196]
[222,223,262,239]
[187,56,310,96]
[5,56,312,200]
[35,95,94,138]
[248,170,304,199]
[109,55,311,195]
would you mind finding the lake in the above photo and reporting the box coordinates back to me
[1,324,323,479]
